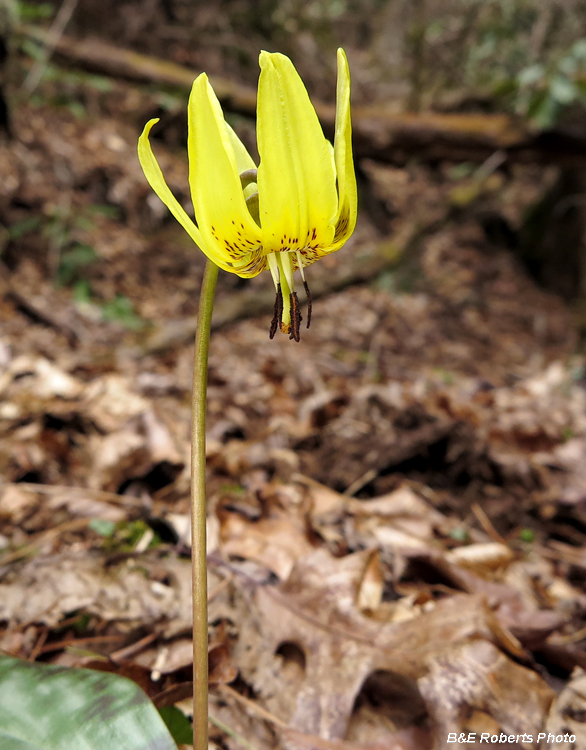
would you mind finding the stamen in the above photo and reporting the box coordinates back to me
[289,292,302,342]
[303,279,312,329]
[269,283,283,339]
[295,250,306,282]
[277,284,284,327]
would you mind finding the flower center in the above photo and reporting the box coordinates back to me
[267,251,312,342]
[239,170,313,341]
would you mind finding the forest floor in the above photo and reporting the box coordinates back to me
[1,33,586,750]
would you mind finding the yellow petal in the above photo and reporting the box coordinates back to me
[188,74,262,268]
[138,119,253,275]
[330,48,357,251]
[137,119,205,249]
[225,121,257,174]
[257,51,337,255]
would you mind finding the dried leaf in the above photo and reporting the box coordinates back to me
[356,549,383,614]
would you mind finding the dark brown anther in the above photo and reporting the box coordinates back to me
[277,284,283,326]
[303,279,312,329]
[269,284,283,339]
[289,292,302,342]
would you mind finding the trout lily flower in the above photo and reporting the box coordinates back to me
[138,49,357,341]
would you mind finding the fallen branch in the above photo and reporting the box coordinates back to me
[20,25,586,166]
[20,24,258,112]
[23,0,80,95]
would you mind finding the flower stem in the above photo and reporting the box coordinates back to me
[191,258,219,750]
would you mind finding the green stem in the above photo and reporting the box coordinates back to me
[191,259,219,750]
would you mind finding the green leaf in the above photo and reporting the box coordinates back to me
[449,527,469,542]
[0,654,178,750]
[526,90,560,128]
[88,518,116,537]
[571,39,586,60]
[102,295,145,331]
[8,217,41,240]
[0,736,44,750]
[17,2,55,22]
[517,63,544,87]
[57,244,99,286]
[73,279,93,304]
[158,706,193,745]
[549,75,577,105]
[19,38,46,63]
[86,204,121,219]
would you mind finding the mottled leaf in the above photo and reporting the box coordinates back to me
[0,654,178,750]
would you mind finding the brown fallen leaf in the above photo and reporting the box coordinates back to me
[232,547,549,744]
[282,725,433,750]
[419,639,554,749]
[445,542,515,575]
[356,549,384,614]
[83,374,150,433]
[134,638,193,676]
[88,428,150,492]
[406,551,567,650]
[542,668,586,749]
[0,551,200,628]
[217,684,433,750]
[209,643,239,686]
[220,511,315,581]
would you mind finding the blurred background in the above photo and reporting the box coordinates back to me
[3,0,586,317]
[2,2,586,749]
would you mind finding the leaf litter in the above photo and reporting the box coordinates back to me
[0,74,585,750]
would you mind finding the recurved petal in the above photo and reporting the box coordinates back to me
[188,74,262,267]
[137,119,205,249]
[329,48,357,251]
[257,51,337,255]
[138,120,246,274]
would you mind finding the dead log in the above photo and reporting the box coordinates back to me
[20,25,586,167]
[20,24,258,112]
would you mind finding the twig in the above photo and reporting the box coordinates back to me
[28,627,48,661]
[471,502,506,544]
[108,631,158,662]
[39,635,125,655]
[343,468,378,496]
[216,685,288,728]
[0,517,90,566]
[22,25,567,168]
[209,713,259,750]
[208,571,234,602]
[23,0,80,95]
[0,481,144,508]
[5,287,80,347]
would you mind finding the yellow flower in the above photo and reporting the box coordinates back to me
[138,49,356,341]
